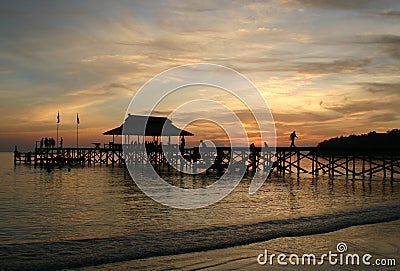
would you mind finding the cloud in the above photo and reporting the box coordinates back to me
[1,0,400,149]
[367,34,400,45]
[380,9,400,16]
[351,34,400,59]
[320,100,376,115]
[292,58,371,75]
[237,57,371,75]
[288,0,385,10]
[361,82,400,95]
[273,111,337,124]
[66,83,131,97]
[366,112,398,122]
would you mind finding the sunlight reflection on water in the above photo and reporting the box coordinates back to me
[0,152,399,244]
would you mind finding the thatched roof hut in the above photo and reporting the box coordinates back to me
[103,115,193,139]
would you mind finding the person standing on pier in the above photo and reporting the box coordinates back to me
[289,131,298,148]
[14,145,20,158]
[180,135,185,154]
[60,137,63,148]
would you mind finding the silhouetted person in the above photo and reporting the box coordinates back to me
[44,137,49,148]
[60,137,63,148]
[250,142,259,156]
[40,138,44,148]
[248,143,258,171]
[198,140,207,160]
[290,131,298,148]
[264,142,268,148]
[14,145,20,158]
[180,135,185,154]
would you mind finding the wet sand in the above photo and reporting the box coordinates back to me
[74,220,399,271]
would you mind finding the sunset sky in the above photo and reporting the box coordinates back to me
[1,0,399,151]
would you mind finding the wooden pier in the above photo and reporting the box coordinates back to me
[14,144,124,168]
[14,145,400,180]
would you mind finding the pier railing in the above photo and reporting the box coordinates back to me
[14,146,400,179]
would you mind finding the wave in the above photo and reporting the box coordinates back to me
[1,203,400,271]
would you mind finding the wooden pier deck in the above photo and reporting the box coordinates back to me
[14,146,400,180]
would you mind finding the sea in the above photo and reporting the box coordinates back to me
[0,152,399,270]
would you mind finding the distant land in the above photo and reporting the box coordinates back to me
[317,129,400,150]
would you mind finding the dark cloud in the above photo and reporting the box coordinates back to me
[320,100,393,115]
[351,34,400,59]
[293,58,371,74]
[291,0,389,10]
[368,34,400,44]
[366,113,398,122]
[361,82,400,95]
[228,57,371,75]
[273,111,337,124]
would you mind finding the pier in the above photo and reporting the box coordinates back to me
[13,115,400,180]
[14,145,400,180]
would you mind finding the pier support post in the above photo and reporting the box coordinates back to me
[282,151,286,177]
[297,150,300,179]
[383,155,386,179]
[390,155,394,180]
[362,155,365,178]
[369,156,372,178]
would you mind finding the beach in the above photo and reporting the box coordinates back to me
[77,220,399,271]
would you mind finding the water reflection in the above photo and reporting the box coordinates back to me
[1,152,399,245]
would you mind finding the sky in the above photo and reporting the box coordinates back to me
[0,0,399,151]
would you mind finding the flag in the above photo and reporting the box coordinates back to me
[57,112,60,123]
[77,113,80,125]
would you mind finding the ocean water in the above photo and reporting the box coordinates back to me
[0,152,399,270]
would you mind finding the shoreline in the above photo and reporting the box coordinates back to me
[1,203,399,271]
[76,220,400,270]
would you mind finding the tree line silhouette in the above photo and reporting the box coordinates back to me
[317,129,400,151]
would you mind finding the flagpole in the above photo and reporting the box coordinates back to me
[76,122,78,148]
[56,112,60,149]
[57,122,59,148]
[76,113,79,148]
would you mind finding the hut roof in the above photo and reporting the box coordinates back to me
[103,115,194,136]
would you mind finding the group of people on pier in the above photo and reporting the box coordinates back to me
[40,137,63,148]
